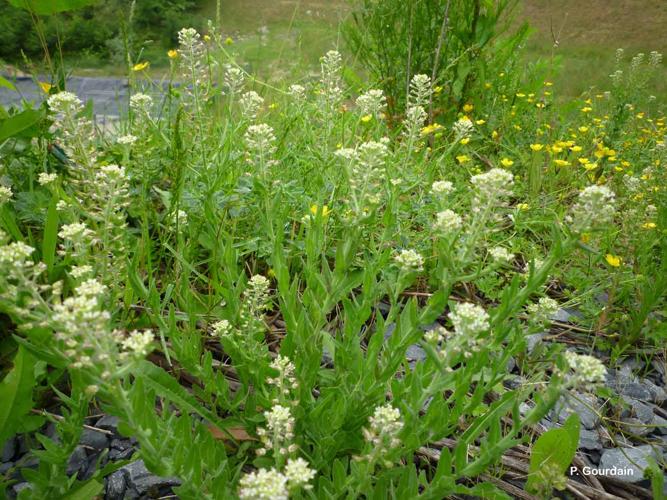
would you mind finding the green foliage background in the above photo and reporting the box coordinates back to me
[0,0,204,61]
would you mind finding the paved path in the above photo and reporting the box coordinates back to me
[0,76,165,127]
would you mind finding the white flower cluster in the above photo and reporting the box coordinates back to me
[356,89,386,118]
[361,404,403,466]
[130,93,154,117]
[408,74,432,108]
[52,280,112,370]
[177,27,208,90]
[288,84,306,102]
[527,297,560,325]
[394,249,424,272]
[239,458,316,500]
[0,186,13,204]
[489,246,514,265]
[268,355,299,404]
[449,302,490,337]
[212,319,232,337]
[240,91,264,120]
[434,209,463,233]
[452,116,474,140]
[245,124,278,171]
[0,241,35,268]
[256,404,296,457]
[564,351,606,389]
[320,50,343,105]
[38,172,58,186]
[121,330,154,358]
[431,180,454,196]
[335,139,389,213]
[117,134,138,146]
[244,274,271,316]
[47,91,97,169]
[224,65,245,95]
[567,185,616,233]
[470,168,514,212]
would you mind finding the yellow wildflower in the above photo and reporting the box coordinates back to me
[38,82,52,94]
[642,222,657,229]
[361,114,373,123]
[605,254,622,267]
[456,155,471,164]
[554,159,570,167]
[132,62,149,72]
[530,144,544,152]
[310,205,331,217]
[463,103,474,113]
[500,158,514,168]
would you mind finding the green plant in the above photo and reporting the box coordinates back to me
[343,0,528,119]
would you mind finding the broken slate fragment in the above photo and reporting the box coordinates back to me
[121,459,181,496]
[598,445,659,483]
[79,428,109,451]
[550,393,601,429]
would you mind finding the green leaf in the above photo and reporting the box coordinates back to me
[6,0,98,15]
[526,413,580,493]
[42,195,59,273]
[0,75,16,91]
[64,479,104,500]
[0,346,36,444]
[137,361,227,431]
[0,108,44,142]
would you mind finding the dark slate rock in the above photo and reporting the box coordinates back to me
[106,470,127,499]
[622,397,656,425]
[623,383,654,401]
[121,460,181,496]
[1,438,16,462]
[504,376,526,391]
[551,393,601,429]
[12,482,31,495]
[406,344,426,363]
[579,429,603,451]
[526,333,545,353]
[551,308,582,323]
[598,445,658,483]
[621,417,653,437]
[80,428,109,451]
[95,415,120,433]
[109,447,135,461]
[641,378,667,405]
[0,462,13,474]
[653,415,667,435]
[66,446,88,476]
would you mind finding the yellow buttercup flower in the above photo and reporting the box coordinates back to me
[605,254,622,267]
[581,107,593,113]
[554,159,570,167]
[500,158,514,167]
[421,123,443,136]
[361,114,373,123]
[456,155,471,164]
[530,143,544,152]
[132,62,149,72]
[491,130,499,140]
[38,82,52,94]
[642,222,656,229]
[460,137,470,145]
[310,204,331,217]
[578,126,589,133]
[463,103,474,113]
[580,233,591,244]
[475,119,486,125]
[225,37,234,45]
[167,50,178,59]
[517,203,530,211]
